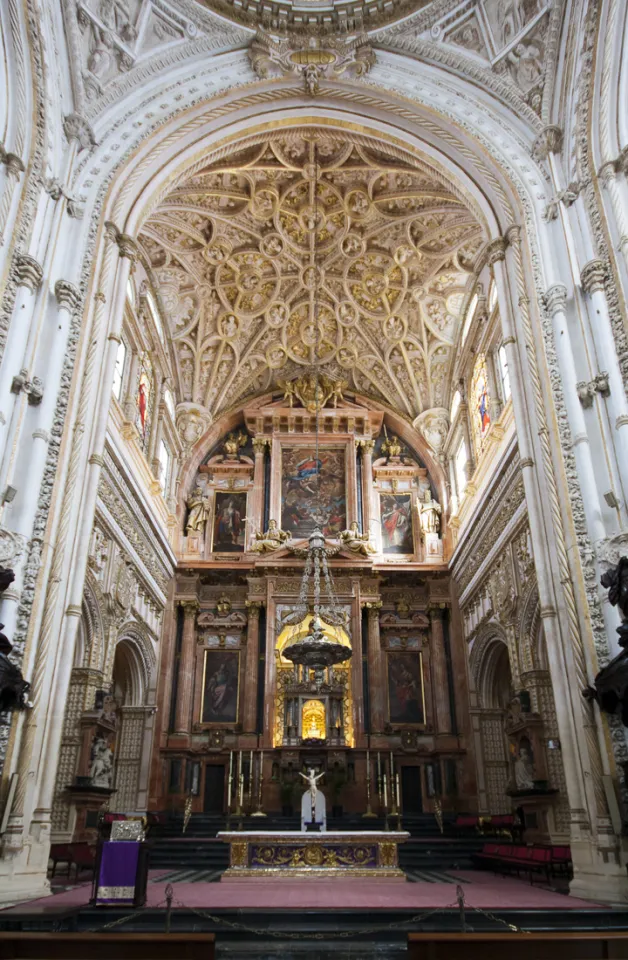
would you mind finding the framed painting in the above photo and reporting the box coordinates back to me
[387,651,425,726]
[380,493,414,555]
[211,491,247,552]
[201,650,240,724]
[281,445,346,538]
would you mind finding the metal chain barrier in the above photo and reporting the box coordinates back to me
[84,883,528,938]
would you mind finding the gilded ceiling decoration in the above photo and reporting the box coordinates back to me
[138,130,485,425]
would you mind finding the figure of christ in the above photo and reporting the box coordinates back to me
[300,767,325,823]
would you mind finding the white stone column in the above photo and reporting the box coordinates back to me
[489,238,592,826]
[579,258,628,505]
[0,282,81,640]
[543,284,607,544]
[357,438,375,537]
[0,256,43,471]
[599,161,628,274]
[29,233,137,831]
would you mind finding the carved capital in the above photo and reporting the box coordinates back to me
[485,237,508,265]
[616,145,628,178]
[179,598,200,616]
[245,600,263,619]
[580,259,607,295]
[0,144,25,177]
[54,280,80,312]
[532,125,563,161]
[63,113,96,150]
[543,284,568,317]
[252,437,271,456]
[14,255,43,291]
[104,222,139,263]
[356,438,375,455]
[11,369,43,405]
[558,182,580,206]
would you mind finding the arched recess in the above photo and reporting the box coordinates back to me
[518,584,570,837]
[23,66,606,869]
[51,574,107,838]
[111,627,157,812]
[469,628,513,815]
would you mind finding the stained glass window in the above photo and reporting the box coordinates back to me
[135,355,154,453]
[472,354,491,449]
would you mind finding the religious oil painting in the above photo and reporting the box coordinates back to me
[387,652,425,725]
[281,446,346,538]
[380,494,414,554]
[212,492,247,553]
[202,651,240,724]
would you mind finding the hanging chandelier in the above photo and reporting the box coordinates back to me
[280,142,352,679]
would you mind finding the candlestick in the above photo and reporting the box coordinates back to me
[396,772,400,811]
[363,750,376,818]
[383,772,388,810]
[252,749,267,817]
[377,751,381,780]
[239,771,244,810]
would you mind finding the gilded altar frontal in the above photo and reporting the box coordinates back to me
[2,0,628,940]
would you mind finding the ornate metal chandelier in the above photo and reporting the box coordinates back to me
[280,144,352,680]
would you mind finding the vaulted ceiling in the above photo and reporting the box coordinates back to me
[138,130,486,422]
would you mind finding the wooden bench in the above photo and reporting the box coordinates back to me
[472,842,572,883]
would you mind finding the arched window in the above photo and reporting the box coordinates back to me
[164,387,175,419]
[450,389,461,422]
[158,440,171,495]
[471,354,491,449]
[112,339,126,401]
[498,345,511,401]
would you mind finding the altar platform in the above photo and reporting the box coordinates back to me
[217,830,409,880]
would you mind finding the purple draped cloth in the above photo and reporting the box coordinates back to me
[95,841,140,905]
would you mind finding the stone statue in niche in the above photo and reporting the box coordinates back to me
[514,740,535,790]
[251,519,291,553]
[89,736,113,788]
[417,489,441,536]
[339,521,376,556]
[186,485,212,536]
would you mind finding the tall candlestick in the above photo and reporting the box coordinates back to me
[366,749,370,783]
[228,751,234,809]
[383,772,388,810]
[239,772,244,809]
[377,751,381,780]
[396,773,400,811]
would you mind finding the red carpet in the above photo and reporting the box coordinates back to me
[0,871,605,913]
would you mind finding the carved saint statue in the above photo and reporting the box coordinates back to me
[339,521,376,556]
[514,745,535,791]
[417,489,442,536]
[223,431,248,459]
[251,519,290,553]
[186,485,211,536]
[89,736,113,788]
[381,434,402,459]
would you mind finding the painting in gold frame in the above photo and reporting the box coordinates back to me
[386,651,425,726]
[201,650,240,724]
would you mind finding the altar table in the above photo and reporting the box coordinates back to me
[218,830,408,880]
